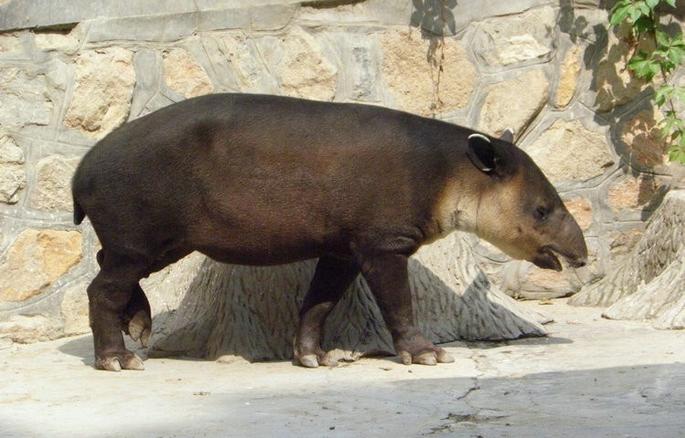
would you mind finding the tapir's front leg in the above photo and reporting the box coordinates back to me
[360,253,454,365]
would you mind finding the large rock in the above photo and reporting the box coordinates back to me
[0,314,63,343]
[514,265,578,300]
[380,28,476,116]
[509,238,601,300]
[592,30,650,112]
[0,135,26,204]
[0,33,22,56]
[608,228,643,262]
[140,252,206,316]
[620,108,667,169]
[217,32,270,92]
[223,28,337,100]
[473,6,556,67]
[479,69,549,138]
[603,257,685,330]
[0,67,53,127]
[555,46,581,108]
[570,190,685,326]
[148,233,549,362]
[64,48,136,138]
[275,29,338,101]
[564,196,593,231]
[60,278,91,336]
[0,230,82,303]
[523,119,614,183]
[162,48,214,98]
[34,32,79,54]
[30,155,80,212]
[607,173,660,213]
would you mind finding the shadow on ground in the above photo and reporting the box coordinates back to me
[2,362,683,437]
[58,329,572,365]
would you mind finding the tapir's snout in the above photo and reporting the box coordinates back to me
[569,255,587,268]
[532,210,588,272]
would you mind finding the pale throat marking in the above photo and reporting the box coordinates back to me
[433,182,482,238]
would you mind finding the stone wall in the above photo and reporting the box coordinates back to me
[0,0,681,342]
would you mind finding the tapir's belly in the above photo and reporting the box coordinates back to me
[196,243,327,266]
[186,198,347,266]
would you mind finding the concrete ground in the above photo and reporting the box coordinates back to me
[1,299,683,438]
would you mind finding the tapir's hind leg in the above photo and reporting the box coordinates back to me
[88,251,150,371]
[294,256,360,368]
[96,250,152,348]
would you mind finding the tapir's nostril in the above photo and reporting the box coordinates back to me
[571,258,587,268]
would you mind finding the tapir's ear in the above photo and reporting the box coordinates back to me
[500,128,514,143]
[467,133,502,175]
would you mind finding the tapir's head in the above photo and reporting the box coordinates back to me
[455,130,588,271]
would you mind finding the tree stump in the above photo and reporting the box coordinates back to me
[144,232,550,362]
[569,189,685,329]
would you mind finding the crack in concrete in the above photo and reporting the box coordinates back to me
[424,411,510,435]
[456,381,481,401]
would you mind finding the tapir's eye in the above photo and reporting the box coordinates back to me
[534,206,550,222]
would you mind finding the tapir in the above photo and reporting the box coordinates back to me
[71,93,588,371]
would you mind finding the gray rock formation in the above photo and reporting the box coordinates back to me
[148,232,549,361]
[570,190,685,329]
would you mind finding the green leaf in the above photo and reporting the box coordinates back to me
[669,144,685,164]
[665,0,677,8]
[671,34,685,48]
[646,0,660,9]
[628,4,646,22]
[655,85,674,106]
[636,1,652,17]
[667,46,685,65]
[610,2,633,25]
[628,52,661,80]
[634,16,654,34]
[656,30,671,48]
[660,111,685,136]
[661,59,677,74]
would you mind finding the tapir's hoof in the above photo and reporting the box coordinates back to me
[95,357,122,372]
[436,348,455,363]
[95,352,145,371]
[127,310,152,348]
[398,347,454,366]
[295,349,361,368]
[298,354,320,368]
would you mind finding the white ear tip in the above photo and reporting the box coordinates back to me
[468,133,491,143]
[505,127,514,134]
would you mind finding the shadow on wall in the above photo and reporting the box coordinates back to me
[410,0,457,36]
[561,4,676,146]
[557,0,679,218]
[406,0,674,219]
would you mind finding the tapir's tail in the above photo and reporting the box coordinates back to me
[72,163,86,225]
[73,196,85,225]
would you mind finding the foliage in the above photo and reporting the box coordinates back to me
[610,0,685,164]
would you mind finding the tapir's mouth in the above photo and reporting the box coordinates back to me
[532,247,562,272]
[531,246,587,272]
